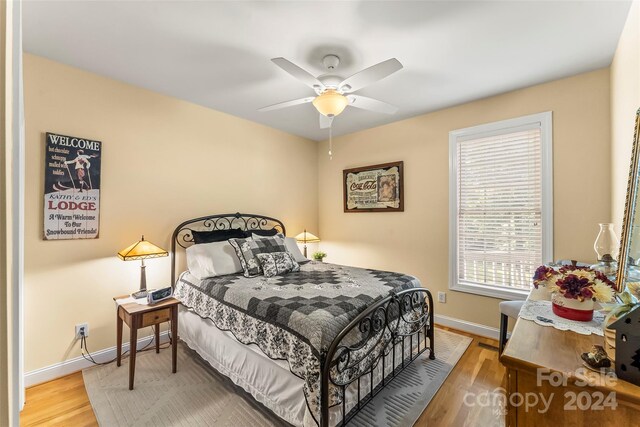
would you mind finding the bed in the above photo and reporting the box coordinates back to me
[170,213,435,427]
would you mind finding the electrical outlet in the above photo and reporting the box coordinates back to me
[437,292,446,303]
[75,323,89,339]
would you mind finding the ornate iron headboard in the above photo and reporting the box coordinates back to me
[170,212,286,284]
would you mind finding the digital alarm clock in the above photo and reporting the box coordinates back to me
[147,286,173,305]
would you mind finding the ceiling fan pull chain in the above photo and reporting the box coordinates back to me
[328,124,333,160]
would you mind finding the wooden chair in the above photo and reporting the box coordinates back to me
[499,301,525,353]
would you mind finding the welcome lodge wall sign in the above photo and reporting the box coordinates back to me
[343,161,404,213]
[44,132,102,240]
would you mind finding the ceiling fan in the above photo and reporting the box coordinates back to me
[259,54,403,129]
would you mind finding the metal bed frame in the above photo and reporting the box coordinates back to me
[171,213,435,427]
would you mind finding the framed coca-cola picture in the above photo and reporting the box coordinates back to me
[343,161,404,213]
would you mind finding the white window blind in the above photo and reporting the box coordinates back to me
[449,113,552,299]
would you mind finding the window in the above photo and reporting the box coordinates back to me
[449,112,553,300]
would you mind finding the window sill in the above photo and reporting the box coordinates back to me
[450,282,529,301]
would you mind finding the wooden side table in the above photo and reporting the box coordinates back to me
[113,295,180,390]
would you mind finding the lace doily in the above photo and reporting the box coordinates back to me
[518,299,605,336]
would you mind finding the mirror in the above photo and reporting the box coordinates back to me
[617,109,640,292]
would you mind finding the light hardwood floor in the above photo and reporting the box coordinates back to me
[19,326,506,427]
[415,328,506,427]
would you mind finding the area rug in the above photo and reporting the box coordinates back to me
[83,329,472,426]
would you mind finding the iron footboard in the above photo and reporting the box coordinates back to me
[319,287,435,427]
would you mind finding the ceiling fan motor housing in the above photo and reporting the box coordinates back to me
[318,74,343,89]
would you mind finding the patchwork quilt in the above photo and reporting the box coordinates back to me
[174,261,422,426]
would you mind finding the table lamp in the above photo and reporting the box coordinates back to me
[118,235,168,299]
[295,229,320,258]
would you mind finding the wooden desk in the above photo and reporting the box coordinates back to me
[501,317,640,426]
[113,296,180,390]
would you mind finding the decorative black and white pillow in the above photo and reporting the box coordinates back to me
[250,228,280,237]
[252,232,285,240]
[256,251,300,278]
[228,235,287,277]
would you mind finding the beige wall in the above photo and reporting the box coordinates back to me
[611,0,640,232]
[318,69,611,329]
[23,54,318,372]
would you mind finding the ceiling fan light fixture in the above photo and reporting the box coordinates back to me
[312,90,348,117]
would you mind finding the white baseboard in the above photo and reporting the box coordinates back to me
[25,316,497,387]
[24,331,170,388]
[434,314,500,340]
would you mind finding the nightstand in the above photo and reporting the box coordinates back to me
[113,295,180,390]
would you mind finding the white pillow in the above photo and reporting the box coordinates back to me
[251,233,308,263]
[186,241,243,279]
[284,237,308,263]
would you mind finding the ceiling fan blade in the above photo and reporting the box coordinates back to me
[339,58,403,93]
[348,95,399,114]
[258,96,315,112]
[319,114,334,129]
[271,57,325,92]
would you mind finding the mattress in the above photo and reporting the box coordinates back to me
[179,304,307,425]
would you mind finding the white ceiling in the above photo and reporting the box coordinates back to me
[23,1,631,141]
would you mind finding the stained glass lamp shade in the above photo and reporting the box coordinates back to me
[118,235,168,298]
[295,230,320,258]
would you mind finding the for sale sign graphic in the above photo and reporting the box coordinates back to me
[44,132,101,240]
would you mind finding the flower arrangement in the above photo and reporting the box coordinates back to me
[533,265,615,303]
[312,251,327,261]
